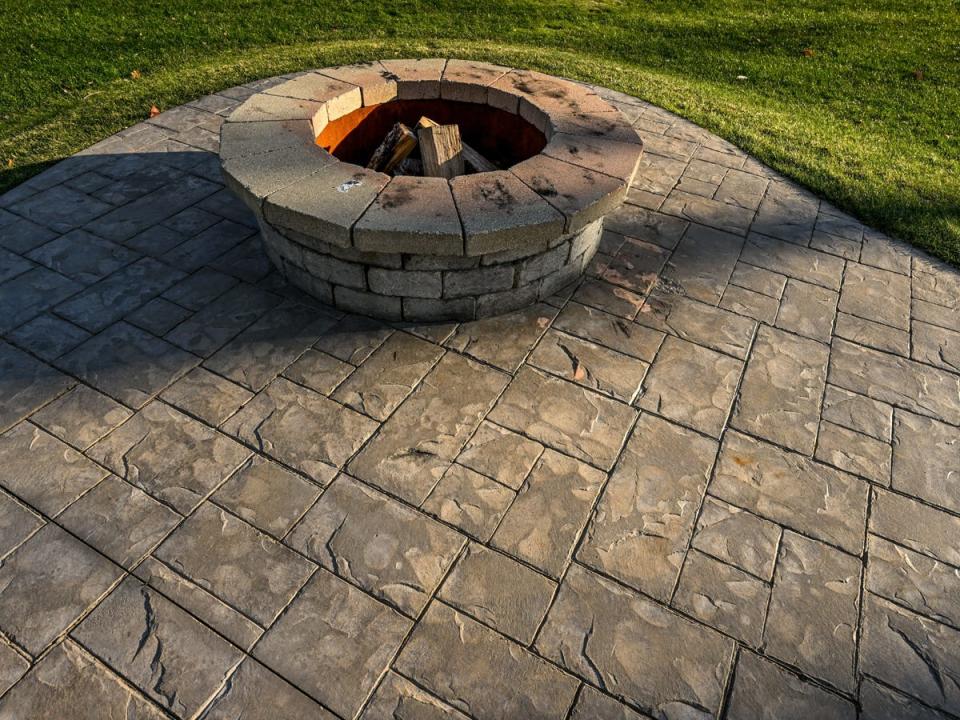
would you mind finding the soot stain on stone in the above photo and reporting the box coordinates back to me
[479,179,516,210]
[530,174,558,197]
[381,185,415,209]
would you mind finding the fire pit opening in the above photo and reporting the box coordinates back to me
[219,60,644,323]
[318,99,547,173]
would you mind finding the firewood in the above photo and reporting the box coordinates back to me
[417,116,497,173]
[418,123,465,179]
[367,122,418,173]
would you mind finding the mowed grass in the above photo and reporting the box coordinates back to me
[2,0,958,262]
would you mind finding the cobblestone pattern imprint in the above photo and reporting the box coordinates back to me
[0,64,958,720]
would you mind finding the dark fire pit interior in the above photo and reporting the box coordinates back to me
[318,99,547,170]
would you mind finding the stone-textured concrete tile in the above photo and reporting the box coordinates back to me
[0,491,42,559]
[860,592,960,714]
[397,601,578,720]
[568,685,648,720]
[0,266,82,334]
[860,229,913,275]
[202,658,337,720]
[59,475,180,568]
[821,384,893,441]
[456,420,543,490]
[839,263,911,331]
[775,278,838,342]
[871,489,960,568]
[162,267,239,310]
[0,524,121,656]
[740,232,844,290]
[54,257,186,333]
[555,302,665,361]
[223,377,376,480]
[630,152,686,195]
[0,639,28,698]
[204,301,337,392]
[637,291,756,360]
[638,336,742,437]
[726,651,855,720]
[711,431,868,554]
[0,422,107,516]
[27,230,139,284]
[333,331,444,420]
[89,401,250,514]
[530,329,648,402]
[815,420,891,484]
[58,322,198,408]
[315,314,392,365]
[492,449,605,578]
[810,229,861,260]
[85,175,220,242]
[661,224,743,304]
[439,543,556,644]
[603,206,688,250]
[731,325,828,455]
[126,296,193,336]
[212,456,320,539]
[10,185,112,233]
[134,557,262,650]
[572,278,645,319]
[165,283,282,357]
[422,464,515,541]
[578,414,716,599]
[601,235,670,294]
[751,188,818,246]
[867,534,960,628]
[0,342,74,433]
[30,384,132,450]
[537,564,734,718]
[673,549,769,646]
[160,366,253,426]
[445,303,556,373]
[0,215,56,254]
[729,261,787,298]
[661,190,755,236]
[282,348,354,395]
[5,313,90,362]
[765,532,860,692]
[913,297,960,333]
[892,411,960,513]
[287,476,464,615]
[714,169,769,210]
[73,577,243,718]
[692,496,781,580]
[834,311,910,356]
[490,367,636,471]
[719,284,780,324]
[859,677,954,720]
[253,569,411,719]
[0,640,166,720]
[156,502,313,625]
[828,339,960,426]
[349,353,507,504]
[912,321,960,374]
[162,219,254,273]
[362,671,470,720]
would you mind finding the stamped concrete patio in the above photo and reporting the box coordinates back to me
[0,69,959,720]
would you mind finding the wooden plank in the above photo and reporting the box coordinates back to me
[367,122,418,174]
[419,123,465,179]
[417,116,497,173]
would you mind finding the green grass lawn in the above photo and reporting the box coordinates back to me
[2,1,958,263]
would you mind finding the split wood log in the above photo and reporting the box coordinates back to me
[367,122,418,174]
[417,116,497,173]
[418,123,465,179]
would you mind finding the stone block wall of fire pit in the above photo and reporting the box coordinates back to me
[220,59,643,321]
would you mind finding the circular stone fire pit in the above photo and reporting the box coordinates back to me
[220,59,643,321]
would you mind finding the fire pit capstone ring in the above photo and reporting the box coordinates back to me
[220,59,643,322]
